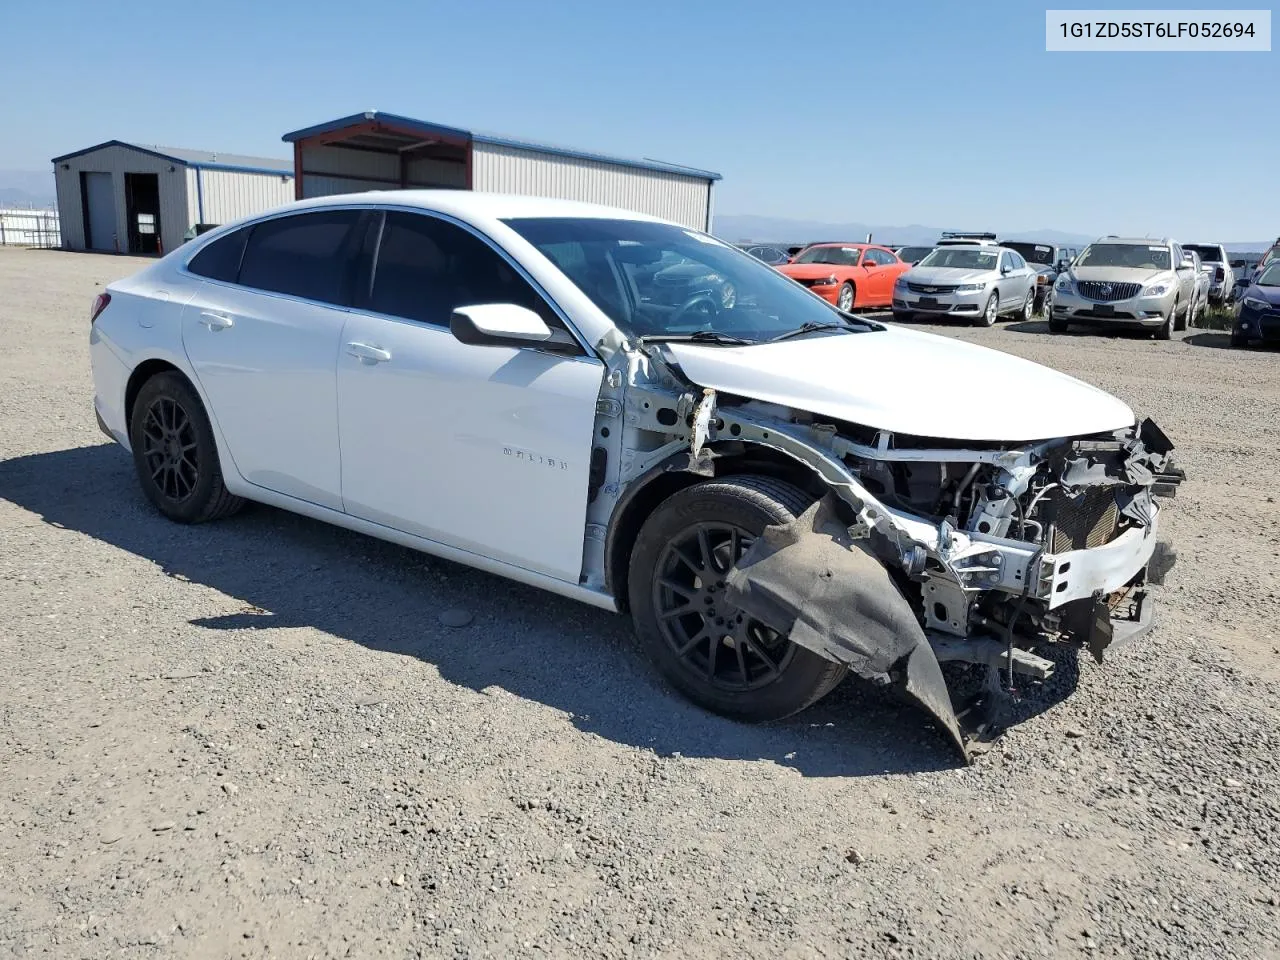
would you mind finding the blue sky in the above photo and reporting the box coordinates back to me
[4,0,1276,237]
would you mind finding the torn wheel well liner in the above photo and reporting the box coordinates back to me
[604,444,837,607]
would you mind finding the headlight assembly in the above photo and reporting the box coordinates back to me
[955,282,986,293]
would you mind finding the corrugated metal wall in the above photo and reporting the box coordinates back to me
[472,143,712,230]
[185,168,294,225]
[298,145,466,198]
[53,144,189,253]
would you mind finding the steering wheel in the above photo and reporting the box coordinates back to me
[670,292,721,328]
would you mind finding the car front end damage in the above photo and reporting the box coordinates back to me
[585,341,1184,761]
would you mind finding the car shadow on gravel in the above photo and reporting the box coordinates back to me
[1,444,1028,778]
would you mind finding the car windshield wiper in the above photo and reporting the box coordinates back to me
[768,318,876,342]
[641,330,758,346]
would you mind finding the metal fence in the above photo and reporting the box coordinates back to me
[0,208,61,248]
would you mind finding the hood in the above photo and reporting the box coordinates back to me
[1070,265,1168,284]
[1243,282,1280,304]
[905,266,993,285]
[778,263,851,280]
[663,325,1135,443]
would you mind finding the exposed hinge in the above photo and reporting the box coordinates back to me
[585,524,606,541]
[595,399,622,418]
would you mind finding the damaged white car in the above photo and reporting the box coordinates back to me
[89,193,1184,759]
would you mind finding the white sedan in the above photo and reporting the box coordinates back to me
[90,192,1183,758]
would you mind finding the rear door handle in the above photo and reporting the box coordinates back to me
[198,311,234,330]
[346,341,392,363]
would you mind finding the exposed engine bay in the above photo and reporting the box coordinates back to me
[583,339,1185,761]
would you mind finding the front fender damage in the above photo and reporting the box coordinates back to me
[723,496,968,761]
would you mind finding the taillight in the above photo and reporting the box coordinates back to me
[90,292,111,325]
[1215,267,1225,282]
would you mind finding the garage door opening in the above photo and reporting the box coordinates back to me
[124,172,162,255]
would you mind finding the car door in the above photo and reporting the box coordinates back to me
[180,209,367,511]
[1007,250,1033,307]
[335,209,605,583]
[858,248,889,304]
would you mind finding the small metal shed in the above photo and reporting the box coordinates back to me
[283,111,722,231]
[51,142,295,254]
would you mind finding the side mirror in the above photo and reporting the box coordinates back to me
[1001,265,1012,275]
[1236,275,1251,287]
[1056,259,1070,272]
[450,303,554,349]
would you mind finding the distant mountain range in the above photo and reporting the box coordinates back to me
[0,171,56,209]
[713,214,1271,254]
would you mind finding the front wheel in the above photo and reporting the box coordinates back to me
[1020,288,1035,322]
[628,477,847,722]
[1230,329,1248,348]
[1155,303,1175,340]
[128,372,244,524]
[836,282,856,313]
[976,291,999,327]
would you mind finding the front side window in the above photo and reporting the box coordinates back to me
[238,210,363,304]
[918,247,998,270]
[368,211,555,329]
[187,227,249,282]
[504,217,879,343]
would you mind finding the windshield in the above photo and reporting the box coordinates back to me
[503,218,876,343]
[792,245,863,265]
[896,245,934,263]
[1183,244,1222,264]
[1256,263,1280,286]
[1076,243,1171,270]
[917,247,998,270]
[1002,242,1055,265]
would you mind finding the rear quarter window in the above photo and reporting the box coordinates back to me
[187,228,249,283]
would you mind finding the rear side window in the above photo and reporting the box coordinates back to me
[238,210,362,304]
[187,228,249,282]
[368,212,555,328]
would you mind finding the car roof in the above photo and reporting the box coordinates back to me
[254,189,673,226]
[1093,236,1173,246]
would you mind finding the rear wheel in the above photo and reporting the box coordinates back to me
[628,476,847,722]
[836,282,855,313]
[128,372,244,524]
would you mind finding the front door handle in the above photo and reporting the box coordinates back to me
[346,341,392,363]
[198,311,234,330]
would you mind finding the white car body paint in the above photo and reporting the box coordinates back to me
[665,325,1135,442]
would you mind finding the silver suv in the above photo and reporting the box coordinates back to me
[1049,237,1197,340]
[892,242,1037,326]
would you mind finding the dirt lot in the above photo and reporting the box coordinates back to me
[1,247,1278,959]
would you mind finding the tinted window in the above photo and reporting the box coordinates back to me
[1184,244,1223,263]
[238,210,362,304]
[369,212,554,328]
[188,227,248,282]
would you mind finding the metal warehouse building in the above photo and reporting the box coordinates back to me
[284,111,721,231]
[51,141,294,255]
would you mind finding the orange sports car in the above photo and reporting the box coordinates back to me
[776,243,911,311]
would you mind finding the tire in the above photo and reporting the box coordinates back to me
[628,476,847,722]
[1020,288,1035,322]
[1048,314,1069,333]
[836,282,855,313]
[1230,329,1248,348]
[1155,303,1175,341]
[976,291,999,327]
[1182,296,1196,331]
[128,371,244,524]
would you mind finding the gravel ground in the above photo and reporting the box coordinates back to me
[1,247,1278,959]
